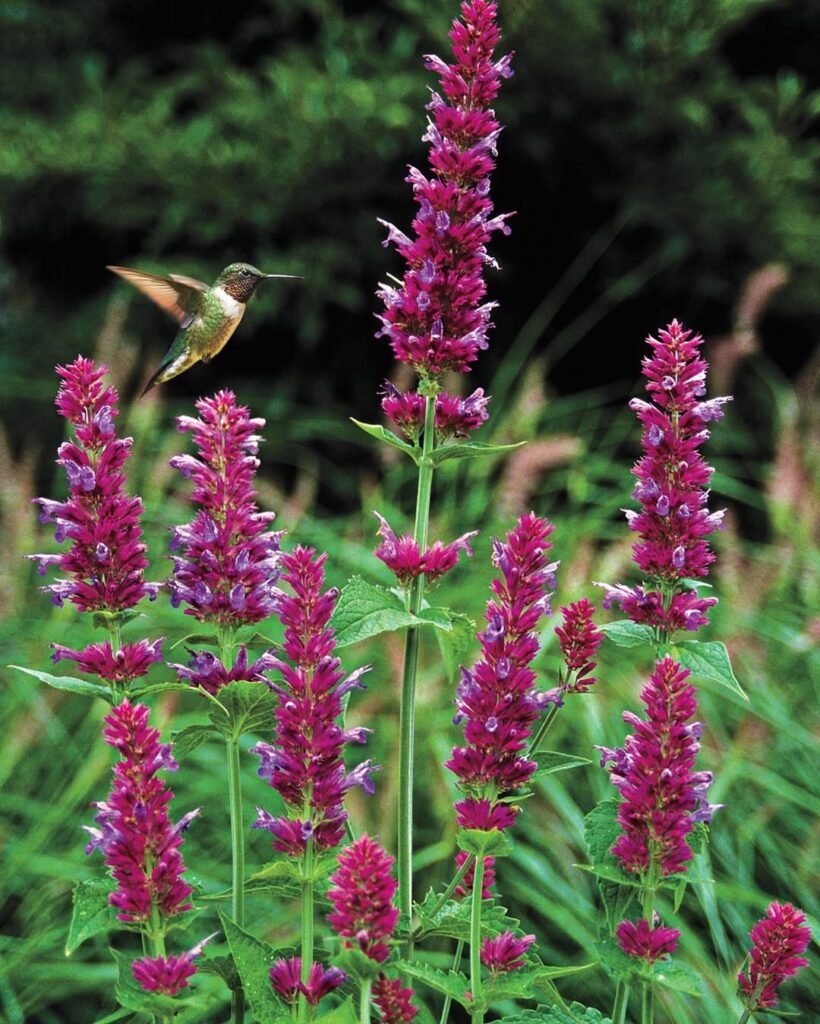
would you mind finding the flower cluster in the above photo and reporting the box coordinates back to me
[616,918,680,964]
[169,390,283,629]
[270,957,347,1007]
[373,974,418,1023]
[31,357,160,683]
[253,546,377,855]
[554,597,603,695]
[327,834,400,963]
[597,321,731,634]
[132,936,214,996]
[169,644,277,696]
[84,699,197,923]
[447,512,558,836]
[599,656,717,878]
[376,0,512,394]
[480,931,535,975]
[738,901,811,1010]
[380,381,490,441]
[374,512,477,588]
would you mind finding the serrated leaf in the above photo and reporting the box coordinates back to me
[598,621,655,648]
[171,723,219,759]
[457,828,513,859]
[670,640,747,701]
[111,948,192,1016]
[206,681,276,739]
[219,912,291,1024]
[486,965,590,1004]
[413,892,519,943]
[532,750,592,776]
[10,666,111,701]
[92,608,142,630]
[594,935,639,983]
[332,577,417,647]
[498,1001,613,1023]
[583,802,637,927]
[350,419,419,462]
[430,440,526,466]
[392,959,468,1005]
[197,953,238,986]
[66,878,117,954]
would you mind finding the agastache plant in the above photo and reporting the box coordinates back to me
[737,902,811,1019]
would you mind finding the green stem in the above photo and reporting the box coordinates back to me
[397,394,437,924]
[641,978,653,1024]
[439,938,465,1024]
[359,977,373,1024]
[298,839,316,1024]
[611,980,630,1024]
[412,854,473,940]
[469,855,485,1024]
[528,703,559,754]
[736,1010,752,1024]
[227,734,246,1024]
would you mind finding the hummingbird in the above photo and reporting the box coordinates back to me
[107,262,301,396]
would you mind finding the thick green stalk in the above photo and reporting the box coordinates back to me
[298,839,316,1024]
[439,938,465,1024]
[611,980,630,1024]
[469,855,486,1024]
[359,977,373,1024]
[397,394,437,922]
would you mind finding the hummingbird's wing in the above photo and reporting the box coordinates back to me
[107,266,208,328]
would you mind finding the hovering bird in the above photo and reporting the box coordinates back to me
[107,262,301,395]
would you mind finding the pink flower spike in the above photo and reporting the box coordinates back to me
[616,919,680,964]
[739,902,811,1010]
[480,931,535,974]
[327,834,400,964]
[373,973,418,1022]
[132,934,215,995]
[373,511,476,587]
[554,597,602,693]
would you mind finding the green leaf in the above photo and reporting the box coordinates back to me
[430,440,526,466]
[413,891,519,943]
[111,947,192,1016]
[391,959,468,1006]
[332,577,417,647]
[498,1001,613,1023]
[91,608,142,631]
[598,621,655,648]
[669,640,747,701]
[170,632,220,651]
[171,723,220,759]
[457,828,514,859]
[206,681,277,740]
[10,666,111,702]
[583,802,637,927]
[219,911,291,1024]
[130,681,197,699]
[429,609,476,682]
[349,419,419,462]
[317,998,358,1023]
[486,965,591,1004]
[66,878,117,954]
[653,958,702,996]
[532,750,592,776]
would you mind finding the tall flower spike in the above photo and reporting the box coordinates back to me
[599,656,718,878]
[373,974,418,1023]
[253,546,377,855]
[738,901,811,1010]
[376,0,513,382]
[554,597,603,695]
[447,512,558,835]
[596,321,731,634]
[84,700,198,922]
[327,834,400,964]
[169,390,283,629]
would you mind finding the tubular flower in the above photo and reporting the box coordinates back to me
[374,512,477,587]
[51,638,164,684]
[480,931,535,975]
[446,512,558,832]
[554,597,603,695]
[169,644,278,695]
[381,381,490,441]
[599,656,718,878]
[252,546,377,855]
[375,0,513,381]
[169,390,283,628]
[616,918,680,964]
[596,321,731,634]
[270,957,347,1007]
[132,935,214,996]
[738,902,811,1010]
[373,974,418,1023]
[327,834,400,964]
[31,356,157,614]
[84,699,198,923]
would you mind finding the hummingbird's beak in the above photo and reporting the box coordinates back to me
[263,273,303,280]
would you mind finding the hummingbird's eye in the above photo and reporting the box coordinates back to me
[240,269,251,278]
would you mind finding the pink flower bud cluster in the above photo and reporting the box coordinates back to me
[327,834,401,964]
[551,597,603,701]
[380,381,490,441]
[598,321,731,633]
[253,547,378,855]
[374,511,477,588]
[738,901,811,1010]
[132,935,214,997]
[480,931,535,975]
[616,918,680,964]
[599,657,718,878]
[270,957,347,1007]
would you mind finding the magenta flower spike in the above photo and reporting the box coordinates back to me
[616,918,680,964]
[480,931,535,975]
[599,656,718,878]
[132,934,215,996]
[597,320,731,634]
[327,834,401,964]
[252,546,377,855]
[738,901,811,1010]
[376,0,513,424]
[446,512,559,835]
[31,357,161,683]
[169,389,283,631]
[554,597,603,695]
[84,699,198,923]
[373,974,419,1023]
[374,511,477,588]
[270,957,347,1007]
